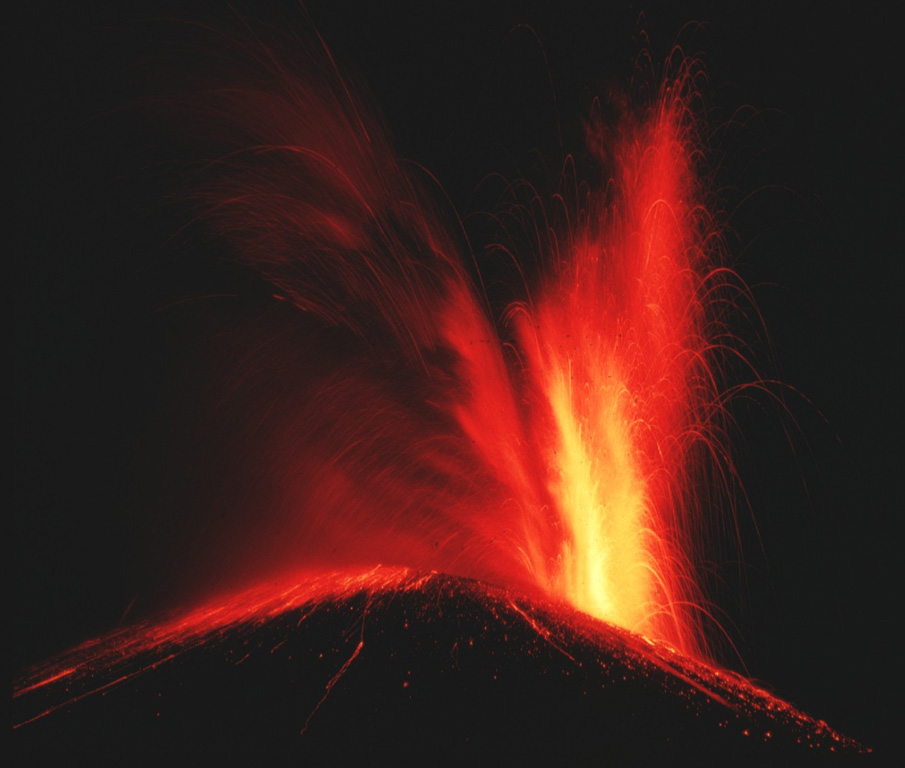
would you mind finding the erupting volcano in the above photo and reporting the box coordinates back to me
[14,6,876,763]
[151,11,721,657]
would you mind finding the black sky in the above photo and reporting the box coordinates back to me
[15,1,901,755]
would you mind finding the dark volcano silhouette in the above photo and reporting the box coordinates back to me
[13,569,867,764]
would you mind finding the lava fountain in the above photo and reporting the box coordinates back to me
[13,13,867,761]
[515,87,720,654]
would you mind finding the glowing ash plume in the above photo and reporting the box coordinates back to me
[156,22,734,659]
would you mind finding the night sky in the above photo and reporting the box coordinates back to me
[16,1,900,757]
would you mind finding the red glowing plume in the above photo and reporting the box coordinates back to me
[161,25,737,660]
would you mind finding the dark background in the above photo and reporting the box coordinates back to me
[15,0,901,756]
